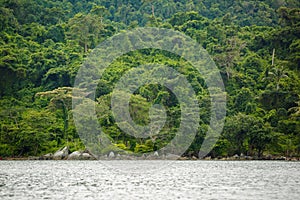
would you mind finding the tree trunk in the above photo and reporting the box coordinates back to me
[84,42,88,53]
[152,5,155,18]
[272,48,275,66]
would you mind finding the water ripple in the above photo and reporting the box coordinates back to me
[0,160,299,199]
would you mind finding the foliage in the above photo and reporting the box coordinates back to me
[0,0,299,158]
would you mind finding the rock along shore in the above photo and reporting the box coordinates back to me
[1,148,299,161]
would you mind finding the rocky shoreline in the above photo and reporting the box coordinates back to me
[1,147,299,161]
[0,147,300,161]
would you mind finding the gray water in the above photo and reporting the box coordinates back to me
[0,160,299,200]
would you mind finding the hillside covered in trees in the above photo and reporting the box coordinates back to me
[0,0,300,158]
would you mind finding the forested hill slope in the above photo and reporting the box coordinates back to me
[0,0,300,158]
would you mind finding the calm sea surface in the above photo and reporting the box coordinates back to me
[0,160,299,200]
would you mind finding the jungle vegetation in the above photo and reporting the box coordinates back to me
[0,0,300,158]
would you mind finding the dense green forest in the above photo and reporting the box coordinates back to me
[0,0,300,158]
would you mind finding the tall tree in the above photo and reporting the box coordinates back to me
[67,7,106,52]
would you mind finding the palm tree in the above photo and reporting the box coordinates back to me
[289,95,300,119]
[267,65,288,91]
[265,48,289,91]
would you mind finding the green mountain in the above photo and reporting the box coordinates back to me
[0,0,299,158]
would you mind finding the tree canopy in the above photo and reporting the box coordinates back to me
[0,0,299,158]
